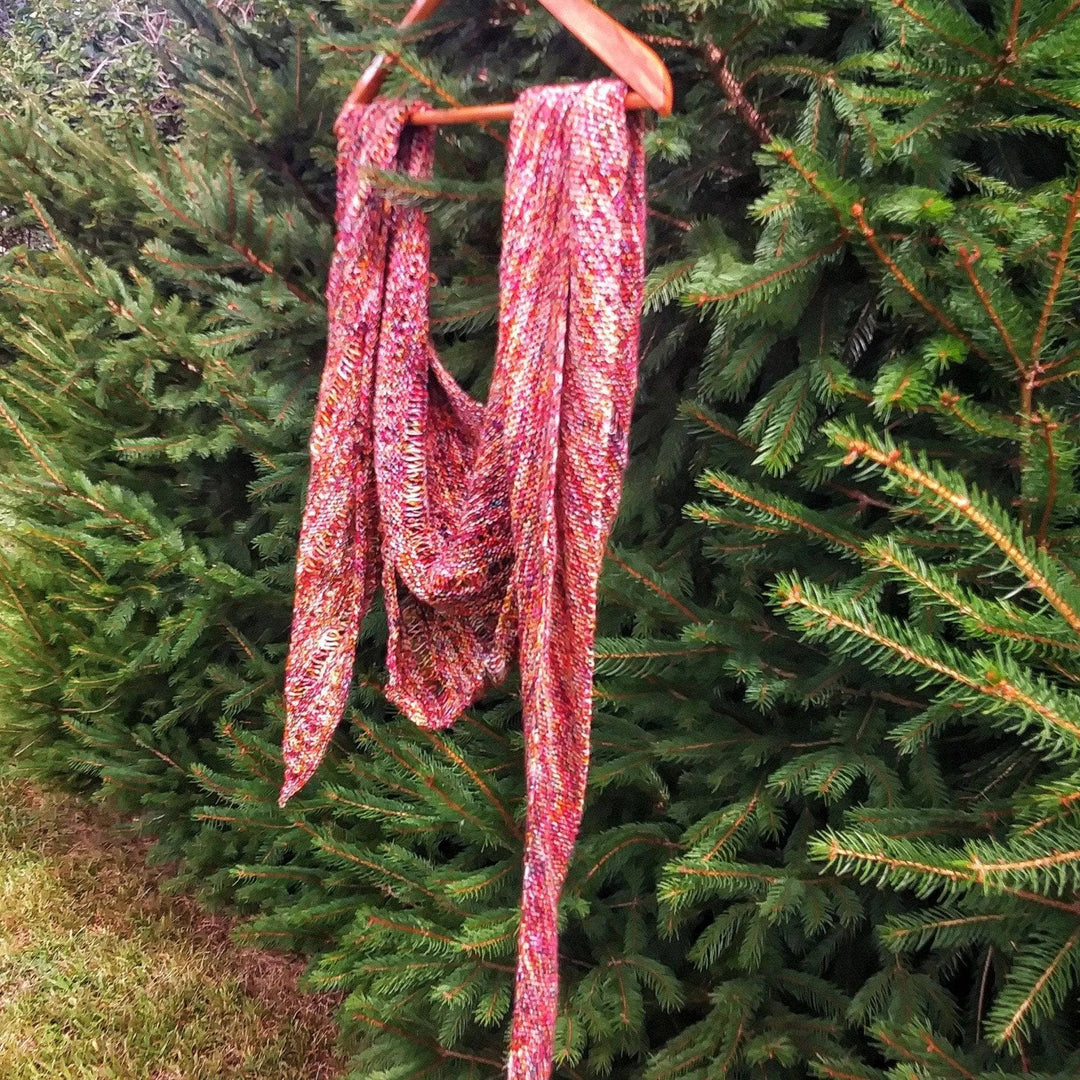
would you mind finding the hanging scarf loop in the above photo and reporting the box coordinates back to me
[280,80,646,1080]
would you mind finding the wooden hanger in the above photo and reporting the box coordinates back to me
[336,0,673,132]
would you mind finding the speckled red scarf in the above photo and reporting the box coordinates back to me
[280,81,646,1079]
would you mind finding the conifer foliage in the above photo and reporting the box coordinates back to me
[1,1,1080,1078]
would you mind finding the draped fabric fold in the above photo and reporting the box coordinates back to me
[280,81,646,1079]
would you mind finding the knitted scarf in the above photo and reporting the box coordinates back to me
[280,80,646,1079]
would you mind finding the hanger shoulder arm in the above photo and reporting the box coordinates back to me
[536,0,673,115]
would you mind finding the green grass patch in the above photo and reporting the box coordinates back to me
[0,770,343,1079]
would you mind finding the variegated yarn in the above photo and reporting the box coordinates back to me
[280,80,646,1080]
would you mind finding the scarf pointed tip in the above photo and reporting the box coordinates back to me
[278,767,311,808]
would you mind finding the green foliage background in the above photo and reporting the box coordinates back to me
[2,1,1080,1077]
[0,0,188,122]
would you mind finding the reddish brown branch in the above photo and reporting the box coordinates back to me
[606,551,701,623]
[1031,177,1080,365]
[701,42,773,144]
[955,245,1025,372]
[648,207,693,231]
[1035,415,1060,548]
[1004,0,1024,61]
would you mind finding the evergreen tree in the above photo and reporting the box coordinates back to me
[1,1,1079,1078]
[673,0,1080,1071]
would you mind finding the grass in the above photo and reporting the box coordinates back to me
[0,768,344,1080]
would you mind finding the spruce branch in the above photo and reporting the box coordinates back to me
[774,145,851,231]
[419,728,522,841]
[995,926,1080,1045]
[390,51,508,146]
[890,98,967,148]
[889,0,998,62]
[814,1063,885,1080]
[816,831,1080,915]
[693,471,863,555]
[881,910,1007,951]
[23,192,94,286]
[1006,79,1080,113]
[349,1005,505,1069]
[581,834,680,885]
[687,237,846,307]
[697,787,763,862]
[290,820,471,914]
[831,429,1080,636]
[775,577,1080,752]
[864,539,1080,654]
[873,1027,981,1080]
[0,397,68,493]
[320,788,426,823]
[970,844,1080,881]
[1019,0,1080,48]
[680,403,755,447]
[954,245,1026,373]
[605,549,700,623]
[350,716,510,846]
[1030,176,1080,367]
[135,171,319,307]
[851,203,983,358]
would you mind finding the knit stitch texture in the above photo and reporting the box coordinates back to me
[280,80,646,1079]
